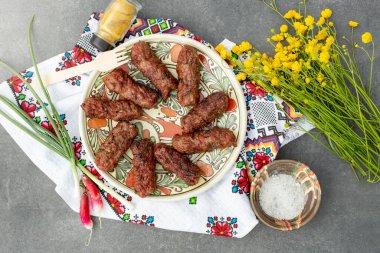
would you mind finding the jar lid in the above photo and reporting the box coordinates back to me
[90,34,114,52]
[128,0,142,11]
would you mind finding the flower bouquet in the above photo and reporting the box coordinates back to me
[216,0,380,182]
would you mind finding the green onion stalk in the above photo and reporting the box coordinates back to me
[0,16,134,209]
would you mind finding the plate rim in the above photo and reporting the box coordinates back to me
[79,34,247,201]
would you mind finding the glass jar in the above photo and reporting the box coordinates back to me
[91,0,142,52]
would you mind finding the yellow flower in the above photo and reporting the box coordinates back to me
[317,17,325,26]
[275,52,288,62]
[263,65,271,74]
[294,22,308,35]
[305,16,315,26]
[243,60,254,68]
[232,45,242,55]
[319,51,330,63]
[274,51,284,60]
[227,51,232,58]
[321,8,332,18]
[271,34,284,42]
[254,52,261,58]
[317,72,324,82]
[219,50,227,59]
[282,62,292,69]
[305,77,311,84]
[215,44,225,52]
[320,81,327,87]
[288,53,298,60]
[291,61,302,73]
[236,72,247,81]
[275,42,284,53]
[286,37,301,48]
[280,24,288,33]
[272,59,281,68]
[362,32,373,44]
[215,44,227,58]
[348,20,359,28]
[316,29,328,40]
[328,22,334,27]
[271,77,279,87]
[294,12,303,20]
[305,40,320,60]
[240,41,253,52]
[231,41,254,56]
[326,36,335,47]
[284,10,296,19]
[321,45,329,52]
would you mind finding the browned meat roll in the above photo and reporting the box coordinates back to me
[172,126,237,154]
[81,97,142,121]
[180,91,229,133]
[177,45,200,106]
[103,69,158,109]
[131,41,178,101]
[131,139,156,198]
[95,122,138,172]
[154,143,200,186]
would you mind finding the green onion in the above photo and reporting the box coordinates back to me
[0,16,134,210]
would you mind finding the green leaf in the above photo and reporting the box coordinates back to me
[189,197,197,204]
[217,113,237,129]
[237,161,245,168]
[152,189,162,196]
[17,94,25,100]
[114,159,131,182]
[35,116,41,124]
[115,167,124,181]
[152,42,171,61]
[202,66,229,93]
[134,122,144,139]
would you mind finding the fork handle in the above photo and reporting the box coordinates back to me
[42,61,97,86]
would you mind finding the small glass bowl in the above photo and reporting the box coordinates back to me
[250,159,321,231]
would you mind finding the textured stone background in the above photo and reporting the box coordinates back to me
[0,0,379,252]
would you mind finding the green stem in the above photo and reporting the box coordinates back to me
[369,41,375,95]
[27,16,79,196]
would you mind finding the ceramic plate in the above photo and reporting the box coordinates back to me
[79,34,247,201]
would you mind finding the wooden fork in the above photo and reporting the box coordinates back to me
[42,45,128,86]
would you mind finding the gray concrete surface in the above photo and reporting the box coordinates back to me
[0,0,379,252]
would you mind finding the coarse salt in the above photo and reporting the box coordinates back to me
[259,174,306,220]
